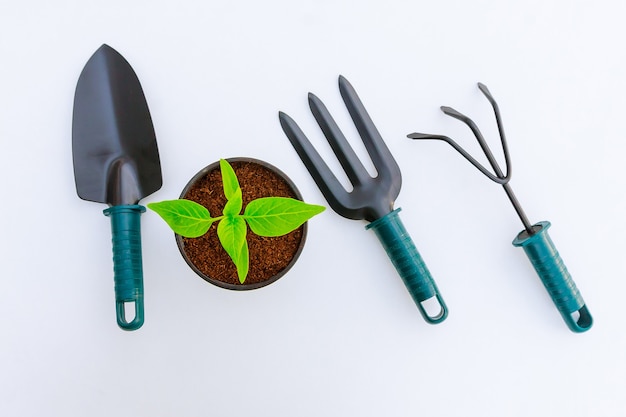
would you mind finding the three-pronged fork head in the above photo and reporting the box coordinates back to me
[279,75,401,223]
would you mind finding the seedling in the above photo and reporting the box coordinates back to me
[148,159,325,283]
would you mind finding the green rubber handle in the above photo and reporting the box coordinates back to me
[103,205,146,331]
[366,208,448,324]
[512,221,592,333]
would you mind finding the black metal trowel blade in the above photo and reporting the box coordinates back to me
[72,44,162,206]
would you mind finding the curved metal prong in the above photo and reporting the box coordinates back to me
[477,82,511,179]
[438,102,511,184]
[407,133,509,185]
[477,82,494,101]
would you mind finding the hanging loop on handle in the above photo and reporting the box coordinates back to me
[366,209,448,324]
[103,205,146,331]
[512,221,592,333]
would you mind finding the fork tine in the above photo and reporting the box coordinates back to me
[308,92,371,188]
[338,76,400,180]
[278,111,350,210]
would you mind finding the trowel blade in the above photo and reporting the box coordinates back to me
[72,44,162,206]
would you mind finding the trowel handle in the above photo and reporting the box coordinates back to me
[366,208,448,324]
[512,221,592,333]
[103,205,146,331]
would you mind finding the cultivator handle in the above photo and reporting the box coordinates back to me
[512,221,592,333]
[366,208,448,324]
[103,205,146,331]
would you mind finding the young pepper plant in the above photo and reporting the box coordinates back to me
[148,159,325,283]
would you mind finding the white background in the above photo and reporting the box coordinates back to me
[1,1,624,416]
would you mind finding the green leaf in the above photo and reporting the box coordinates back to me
[217,216,249,283]
[243,197,325,237]
[223,188,243,216]
[147,200,215,238]
[220,159,240,201]
[220,159,243,216]
[237,240,249,284]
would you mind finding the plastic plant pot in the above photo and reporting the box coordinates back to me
[175,157,308,290]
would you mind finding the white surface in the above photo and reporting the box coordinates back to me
[1,1,625,416]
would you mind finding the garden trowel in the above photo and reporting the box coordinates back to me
[72,44,162,330]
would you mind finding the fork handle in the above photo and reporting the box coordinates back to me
[512,221,592,333]
[366,208,448,324]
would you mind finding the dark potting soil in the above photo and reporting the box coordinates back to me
[180,160,304,287]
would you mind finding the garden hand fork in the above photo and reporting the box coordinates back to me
[279,76,447,324]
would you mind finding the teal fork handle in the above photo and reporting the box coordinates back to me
[512,221,592,333]
[103,205,146,331]
[366,208,448,324]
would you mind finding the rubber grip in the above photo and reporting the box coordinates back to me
[103,205,146,331]
[366,208,448,324]
[512,221,592,333]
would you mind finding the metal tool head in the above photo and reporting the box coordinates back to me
[279,76,401,222]
[408,83,533,233]
[72,44,162,206]
[408,83,511,185]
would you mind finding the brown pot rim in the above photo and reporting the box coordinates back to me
[175,157,308,291]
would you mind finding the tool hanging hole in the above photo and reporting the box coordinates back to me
[420,296,445,320]
[571,305,593,330]
[123,301,137,323]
